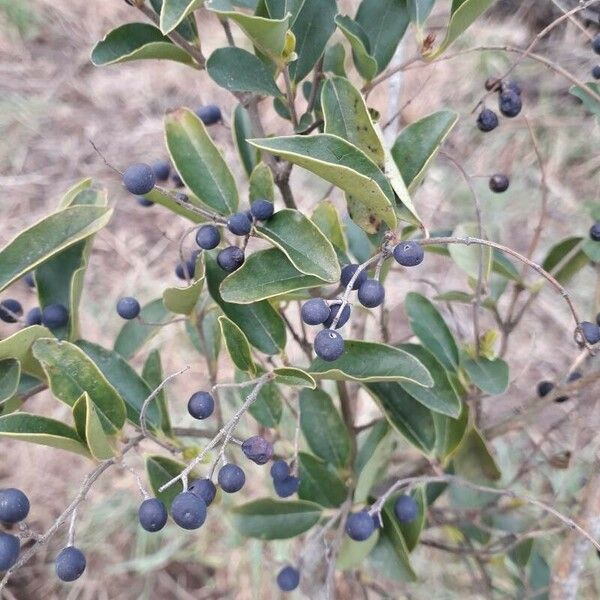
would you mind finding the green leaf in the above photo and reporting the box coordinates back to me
[146,455,189,509]
[311,200,348,261]
[32,338,126,432]
[425,0,495,59]
[114,299,171,360]
[143,187,205,223]
[398,344,461,417]
[0,360,20,404]
[218,315,256,375]
[355,0,409,74]
[298,452,347,507]
[165,108,239,215]
[220,248,326,304]
[321,75,384,167]
[462,355,509,395]
[160,0,201,34]
[405,292,459,371]
[582,237,600,263]
[309,340,433,386]
[408,0,436,24]
[391,110,458,192]
[206,253,286,355]
[78,392,117,460]
[91,23,196,67]
[433,401,469,460]
[77,340,161,430]
[354,422,393,502]
[249,162,274,202]
[541,237,587,285]
[142,350,172,435]
[335,15,378,81]
[0,326,51,380]
[207,47,281,96]
[569,82,600,118]
[0,205,112,294]
[0,374,43,416]
[273,367,316,388]
[256,209,340,281]
[150,0,199,41]
[230,499,322,539]
[453,427,501,481]
[337,531,380,570]
[57,178,93,209]
[185,308,221,366]
[162,256,204,314]
[0,412,89,457]
[249,135,397,234]
[233,105,259,178]
[323,42,347,77]
[299,388,352,468]
[449,222,492,281]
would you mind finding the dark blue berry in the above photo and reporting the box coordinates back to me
[136,196,154,207]
[503,80,522,96]
[0,488,29,523]
[55,546,86,582]
[123,163,156,195]
[25,307,42,326]
[228,212,252,236]
[593,33,600,55]
[217,246,245,272]
[41,304,68,329]
[393,240,424,267]
[24,272,35,288]
[499,90,522,118]
[476,108,498,132]
[195,104,222,125]
[189,478,217,506]
[394,494,418,523]
[314,329,344,362]
[138,498,168,532]
[489,174,509,193]
[188,391,214,420]
[590,222,600,242]
[172,172,184,188]
[537,381,554,398]
[323,303,351,329]
[195,225,221,250]
[340,264,368,290]
[581,321,600,344]
[567,371,582,382]
[0,532,20,571]
[250,199,274,221]
[277,566,300,592]
[345,511,375,541]
[372,513,382,529]
[218,464,245,493]
[175,259,196,280]
[593,65,600,80]
[151,159,170,182]
[171,492,207,530]
[301,298,330,325]
[0,299,22,323]
[274,475,299,498]
[270,459,290,482]
[358,279,385,308]
[116,297,140,320]
[241,436,273,465]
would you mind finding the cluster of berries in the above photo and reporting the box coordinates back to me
[301,240,425,362]
[537,371,582,404]
[0,488,85,582]
[476,78,523,134]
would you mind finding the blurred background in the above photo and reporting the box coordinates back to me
[0,0,599,598]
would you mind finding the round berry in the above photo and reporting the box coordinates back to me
[175,259,196,280]
[277,566,300,592]
[274,475,299,498]
[476,108,498,132]
[358,279,385,308]
[0,532,20,571]
[241,436,273,465]
[138,498,168,532]
[0,299,22,323]
[55,546,86,582]
[172,172,184,188]
[499,90,522,118]
[323,303,351,329]
[116,297,140,320]
[24,272,35,288]
[188,478,217,506]
[340,264,368,290]
[218,464,245,493]
[301,298,330,325]
[593,33,600,55]
[489,174,509,193]
[393,240,424,267]
[536,380,554,398]
[589,222,600,242]
[270,459,290,482]
[250,199,274,221]
[567,371,582,383]
[314,329,344,362]
[503,80,522,96]
[217,246,245,272]
[136,196,154,207]
[187,391,214,420]
[581,321,600,345]
[195,104,222,126]
[151,159,170,182]
[394,494,418,523]
[196,225,221,250]
[0,489,29,524]
[227,212,252,236]
[345,511,375,541]
[41,303,68,329]
[123,163,156,195]
[593,65,600,80]
[171,491,207,530]
[25,307,42,326]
